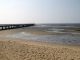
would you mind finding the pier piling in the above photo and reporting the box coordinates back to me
[0,24,34,31]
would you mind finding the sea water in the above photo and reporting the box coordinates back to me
[5,23,80,45]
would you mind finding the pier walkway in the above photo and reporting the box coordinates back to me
[0,24,34,30]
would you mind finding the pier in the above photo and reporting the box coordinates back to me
[0,24,34,31]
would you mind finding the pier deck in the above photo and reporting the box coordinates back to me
[0,24,34,30]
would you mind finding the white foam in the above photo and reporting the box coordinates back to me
[5,32,80,45]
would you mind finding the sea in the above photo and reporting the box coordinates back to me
[3,23,80,45]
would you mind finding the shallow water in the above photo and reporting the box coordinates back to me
[5,32,80,45]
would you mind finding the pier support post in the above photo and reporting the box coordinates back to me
[5,26,7,29]
[2,27,3,30]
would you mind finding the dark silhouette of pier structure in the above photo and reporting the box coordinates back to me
[0,24,34,31]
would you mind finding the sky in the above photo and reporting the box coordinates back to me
[0,0,80,24]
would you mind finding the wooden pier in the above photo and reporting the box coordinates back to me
[0,24,35,30]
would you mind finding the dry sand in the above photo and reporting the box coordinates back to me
[0,38,80,60]
[0,28,80,60]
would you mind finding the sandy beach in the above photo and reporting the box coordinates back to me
[0,28,80,60]
[0,38,80,60]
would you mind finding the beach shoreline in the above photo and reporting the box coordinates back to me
[0,28,80,60]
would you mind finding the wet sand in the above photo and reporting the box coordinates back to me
[0,28,80,60]
[0,28,56,35]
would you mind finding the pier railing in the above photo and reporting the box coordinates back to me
[0,24,35,30]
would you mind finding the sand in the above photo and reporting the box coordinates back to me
[0,38,80,60]
[0,28,58,35]
[0,28,80,60]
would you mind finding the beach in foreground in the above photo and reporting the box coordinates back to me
[0,38,80,60]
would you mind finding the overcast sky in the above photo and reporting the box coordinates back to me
[0,0,80,24]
